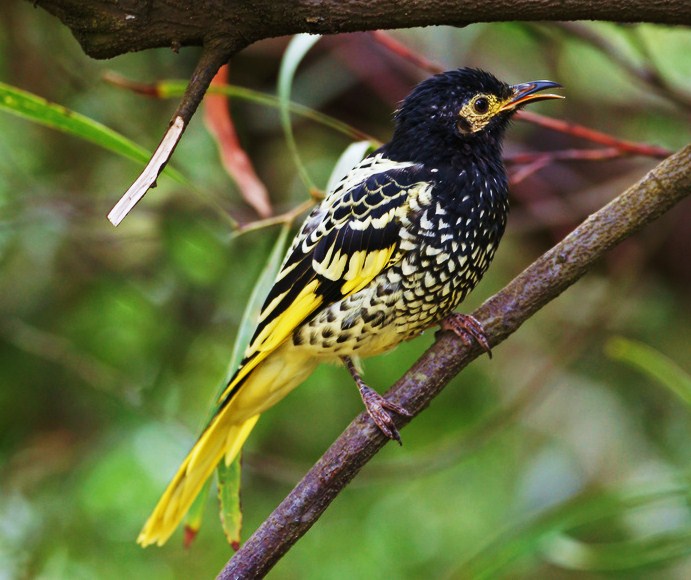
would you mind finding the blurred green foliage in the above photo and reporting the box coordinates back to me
[1,4,690,578]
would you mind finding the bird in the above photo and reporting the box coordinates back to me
[138,68,563,546]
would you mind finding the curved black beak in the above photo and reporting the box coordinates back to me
[500,80,564,111]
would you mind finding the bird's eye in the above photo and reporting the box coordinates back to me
[473,97,490,114]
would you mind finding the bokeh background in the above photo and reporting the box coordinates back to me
[1,3,690,578]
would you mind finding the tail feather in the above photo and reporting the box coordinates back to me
[138,343,318,547]
[138,415,259,547]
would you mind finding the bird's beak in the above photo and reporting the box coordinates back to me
[500,80,564,111]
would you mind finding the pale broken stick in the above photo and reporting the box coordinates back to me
[106,42,240,227]
[107,116,185,226]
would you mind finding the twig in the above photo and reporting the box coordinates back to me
[217,144,691,578]
[369,30,444,74]
[107,43,239,226]
[507,147,623,164]
[107,116,186,225]
[101,73,166,97]
[103,73,376,143]
[507,148,627,184]
[515,110,672,158]
[509,156,553,185]
[232,198,316,237]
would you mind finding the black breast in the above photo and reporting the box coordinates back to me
[394,162,509,330]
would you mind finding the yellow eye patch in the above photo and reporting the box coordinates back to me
[457,93,503,134]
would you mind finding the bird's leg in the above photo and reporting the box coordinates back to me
[341,356,411,445]
[438,313,493,358]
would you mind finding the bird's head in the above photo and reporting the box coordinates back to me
[387,68,563,163]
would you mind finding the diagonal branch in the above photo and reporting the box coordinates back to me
[107,41,240,226]
[516,110,673,158]
[217,144,691,578]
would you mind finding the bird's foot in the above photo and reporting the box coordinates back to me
[358,384,411,445]
[438,313,492,358]
[342,356,411,445]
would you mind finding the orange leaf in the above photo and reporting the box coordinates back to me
[205,64,272,218]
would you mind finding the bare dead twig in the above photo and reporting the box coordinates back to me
[507,148,633,184]
[509,156,553,186]
[107,43,240,226]
[217,144,691,578]
[232,198,317,237]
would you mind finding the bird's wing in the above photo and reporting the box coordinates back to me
[216,157,428,405]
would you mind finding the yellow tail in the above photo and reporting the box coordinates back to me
[137,342,318,547]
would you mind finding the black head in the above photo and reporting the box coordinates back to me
[384,68,562,164]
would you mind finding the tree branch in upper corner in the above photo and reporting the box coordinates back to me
[33,0,691,60]
[217,144,691,578]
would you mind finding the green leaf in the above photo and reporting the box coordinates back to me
[213,224,291,545]
[223,223,292,384]
[460,480,688,578]
[277,34,322,191]
[183,481,210,548]
[541,528,691,572]
[605,336,691,406]
[0,82,188,184]
[154,81,373,142]
[217,453,243,550]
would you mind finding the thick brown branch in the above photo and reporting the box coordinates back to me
[33,0,691,59]
[218,144,691,578]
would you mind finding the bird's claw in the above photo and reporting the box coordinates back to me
[342,355,411,444]
[359,384,411,445]
[439,313,492,358]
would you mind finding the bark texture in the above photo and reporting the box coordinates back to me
[34,0,691,59]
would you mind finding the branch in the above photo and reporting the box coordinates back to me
[516,110,673,158]
[107,41,238,225]
[33,0,691,60]
[35,2,683,225]
[218,144,691,578]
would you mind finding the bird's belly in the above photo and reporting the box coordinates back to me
[290,259,466,360]
[291,273,409,359]
[394,254,470,337]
